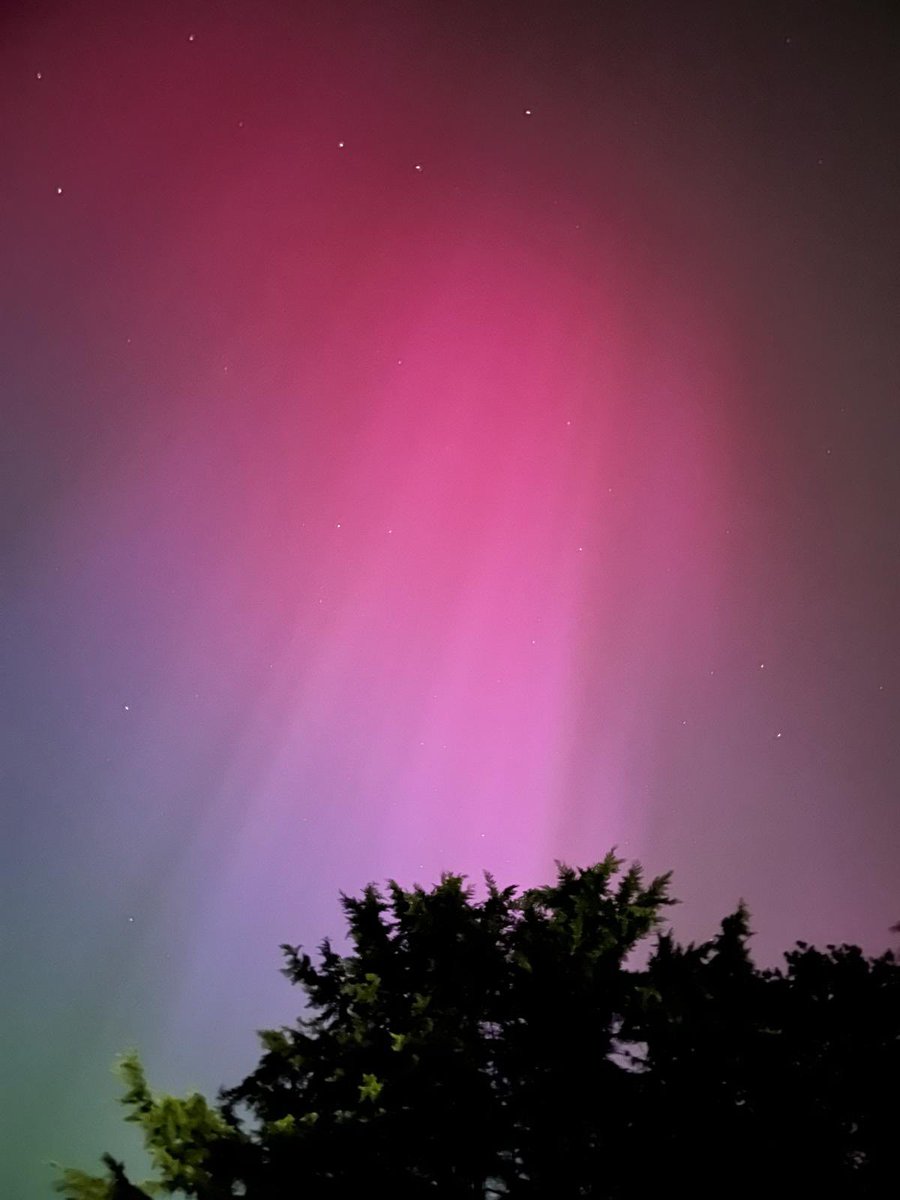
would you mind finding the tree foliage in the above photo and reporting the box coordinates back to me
[56,853,900,1198]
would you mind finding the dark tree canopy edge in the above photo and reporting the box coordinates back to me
[55,853,900,1199]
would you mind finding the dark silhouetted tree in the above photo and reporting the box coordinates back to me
[56,853,900,1199]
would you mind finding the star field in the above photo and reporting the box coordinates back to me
[1,2,899,1196]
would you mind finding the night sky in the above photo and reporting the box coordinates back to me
[2,1,898,1194]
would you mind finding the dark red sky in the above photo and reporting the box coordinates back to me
[2,2,898,1194]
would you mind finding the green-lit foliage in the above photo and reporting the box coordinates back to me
[57,854,900,1198]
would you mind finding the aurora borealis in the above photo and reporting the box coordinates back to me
[2,2,898,1194]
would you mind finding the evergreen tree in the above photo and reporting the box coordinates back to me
[56,853,900,1199]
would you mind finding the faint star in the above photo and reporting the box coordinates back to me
[775,731,783,739]
[414,162,423,171]
[56,186,63,195]
[524,108,533,116]
[123,704,130,712]
[338,140,345,148]
[188,33,195,42]
[36,71,42,80]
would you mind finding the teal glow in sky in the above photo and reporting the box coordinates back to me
[2,3,898,1195]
